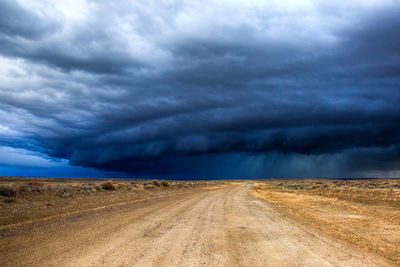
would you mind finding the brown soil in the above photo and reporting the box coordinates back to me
[0,180,392,266]
[0,178,225,227]
[252,179,400,265]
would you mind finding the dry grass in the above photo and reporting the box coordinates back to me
[0,177,225,227]
[252,179,400,265]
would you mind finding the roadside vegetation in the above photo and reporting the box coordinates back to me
[0,179,208,201]
[0,177,226,228]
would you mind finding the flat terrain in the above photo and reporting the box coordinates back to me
[253,179,400,265]
[0,179,395,266]
[0,178,220,226]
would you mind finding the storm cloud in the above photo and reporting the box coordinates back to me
[0,0,399,178]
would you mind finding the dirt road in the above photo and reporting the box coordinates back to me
[0,183,391,266]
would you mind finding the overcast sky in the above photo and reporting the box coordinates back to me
[0,0,399,178]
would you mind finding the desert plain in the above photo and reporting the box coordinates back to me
[0,177,399,266]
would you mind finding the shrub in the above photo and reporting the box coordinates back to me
[144,183,155,190]
[153,180,161,186]
[132,184,144,190]
[0,185,17,197]
[27,182,44,193]
[13,182,45,195]
[78,183,96,194]
[56,185,74,197]
[176,183,189,188]
[101,180,116,190]
[17,184,31,194]
[160,180,170,187]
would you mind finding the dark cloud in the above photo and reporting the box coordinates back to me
[0,0,60,40]
[0,0,399,178]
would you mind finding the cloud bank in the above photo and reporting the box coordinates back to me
[1,0,399,178]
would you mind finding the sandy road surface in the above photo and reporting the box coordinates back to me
[0,183,391,266]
